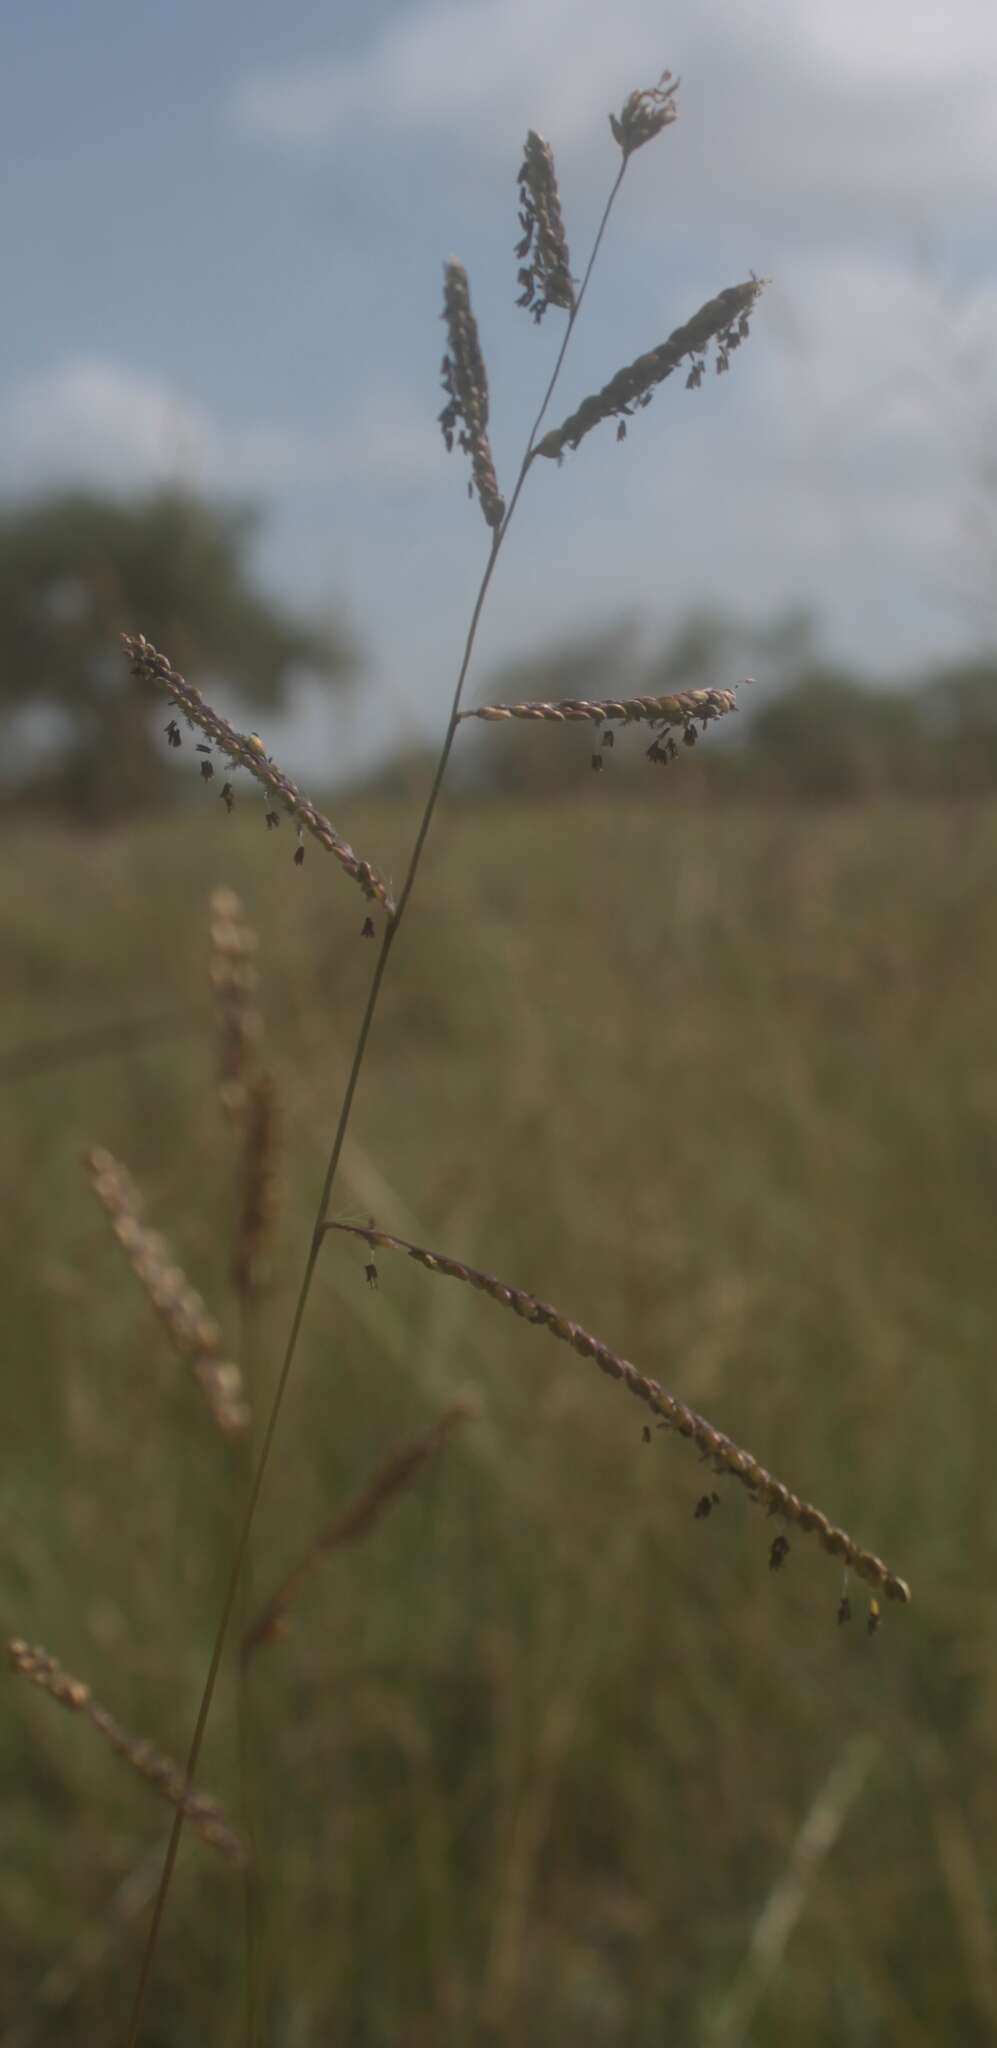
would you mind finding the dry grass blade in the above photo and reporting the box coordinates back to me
[242,1398,476,1657]
[121,633,395,914]
[610,69,680,158]
[516,132,575,322]
[439,262,506,530]
[209,887,262,1120]
[86,1146,250,1437]
[535,278,766,460]
[7,1642,243,1864]
[704,1736,880,2047]
[324,1222,911,1605]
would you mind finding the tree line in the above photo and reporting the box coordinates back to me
[2,488,995,818]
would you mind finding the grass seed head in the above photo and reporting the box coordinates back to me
[439,262,506,531]
[516,132,575,322]
[324,1220,911,1608]
[243,1399,475,1657]
[610,70,679,159]
[209,888,262,1119]
[8,1640,243,1862]
[460,686,740,731]
[122,634,395,915]
[86,1146,250,1436]
[535,278,766,461]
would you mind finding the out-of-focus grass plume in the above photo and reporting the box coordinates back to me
[2,794,994,2044]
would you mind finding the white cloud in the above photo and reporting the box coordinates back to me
[328,396,443,486]
[524,248,997,671]
[227,0,997,235]
[229,0,585,152]
[0,360,315,497]
[0,360,445,500]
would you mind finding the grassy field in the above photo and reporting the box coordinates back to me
[3,789,996,2045]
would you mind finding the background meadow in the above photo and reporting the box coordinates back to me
[3,783,995,2044]
[5,3,997,2038]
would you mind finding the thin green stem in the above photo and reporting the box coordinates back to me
[126,156,629,2048]
[236,1297,263,2048]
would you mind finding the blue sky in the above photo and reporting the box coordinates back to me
[4,0,997,777]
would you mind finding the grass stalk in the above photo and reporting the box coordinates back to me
[124,139,637,2048]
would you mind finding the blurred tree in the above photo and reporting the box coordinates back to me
[0,490,354,820]
[749,667,924,799]
[644,604,817,697]
[919,656,997,793]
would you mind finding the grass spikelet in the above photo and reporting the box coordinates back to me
[7,1640,243,1863]
[121,633,395,915]
[515,132,575,322]
[86,1146,251,1437]
[535,278,766,461]
[459,684,741,768]
[439,262,506,531]
[242,1398,475,1658]
[324,1222,911,1606]
[610,69,680,159]
[232,1070,279,1302]
[209,887,262,1120]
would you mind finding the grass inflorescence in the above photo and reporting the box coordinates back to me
[515,132,576,322]
[7,1642,243,1863]
[323,1222,910,1607]
[439,262,506,531]
[6,59,921,2048]
[242,1398,476,1658]
[535,279,765,459]
[86,1145,251,1437]
[122,633,395,913]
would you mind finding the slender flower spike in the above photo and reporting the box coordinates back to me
[7,1640,243,1863]
[209,887,262,1120]
[515,132,575,322]
[439,262,506,531]
[122,634,395,914]
[86,1146,251,1437]
[242,1400,475,1658]
[324,1220,911,1606]
[610,70,680,158]
[534,279,766,461]
[459,686,740,734]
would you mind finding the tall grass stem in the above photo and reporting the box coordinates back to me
[125,152,633,2048]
